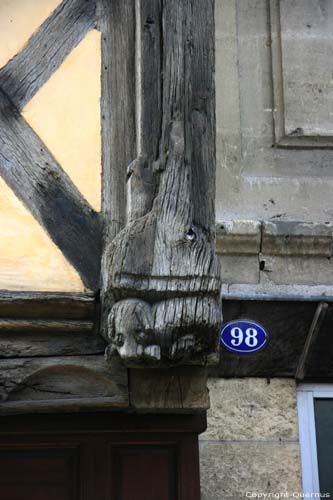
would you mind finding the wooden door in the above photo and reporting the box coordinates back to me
[0,413,204,500]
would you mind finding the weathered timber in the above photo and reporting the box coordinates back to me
[129,367,209,411]
[0,0,96,110]
[296,302,328,381]
[0,412,207,433]
[103,0,221,367]
[98,0,137,337]
[0,332,105,359]
[125,0,162,223]
[0,89,101,290]
[302,304,333,379]
[0,292,95,319]
[97,0,136,242]
[0,319,93,334]
[0,292,104,358]
[0,355,128,411]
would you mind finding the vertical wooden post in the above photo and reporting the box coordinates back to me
[99,0,137,337]
[102,0,221,366]
[99,0,137,241]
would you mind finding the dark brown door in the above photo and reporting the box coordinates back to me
[0,413,205,500]
[0,447,79,500]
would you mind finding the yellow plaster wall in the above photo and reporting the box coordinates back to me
[0,178,84,291]
[0,4,102,292]
[0,0,61,69]
[23,30,102,211]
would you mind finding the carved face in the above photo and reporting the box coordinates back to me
[108,299,153,349]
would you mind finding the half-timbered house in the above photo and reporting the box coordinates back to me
[0,0,333,498]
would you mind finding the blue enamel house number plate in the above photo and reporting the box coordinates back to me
[220,320,268,354]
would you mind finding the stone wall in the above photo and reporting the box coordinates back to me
[215,0,333,300]
[215,0,333,224]
[217,220,333,299]
[200,378,302,499]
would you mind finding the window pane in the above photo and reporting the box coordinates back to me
[314,398,333,494]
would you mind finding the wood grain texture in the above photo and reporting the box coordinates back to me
[0,318,105,359]
[0,292,104,358]
[0,331,105,358]
[97,0,136,242]
[0,319,93,333]
[139,0,162,163]
[0,292,95,319]
[103,0,221,366]
[129,367,209,411]
[296,302,328,380]
[125,0,162,223]
[98,0,137,337]
[303,304,333,379]
[0,0,96,111]
[0,355,128,409]
[0,89,101,290]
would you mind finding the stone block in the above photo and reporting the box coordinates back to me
[200,441,302,500]
[221,255,260,285]
[203,378,299,441]
[262,221,333,257]
[216,220,261,255]
[260,255,333,286]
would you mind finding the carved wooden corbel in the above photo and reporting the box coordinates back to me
[102,0,221,366]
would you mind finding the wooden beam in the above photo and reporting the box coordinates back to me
[125,0,162,223]
[0,330,105,359]
[0,355,128,409]
[129,367,209,411]
[0,0,96,110]
[296,302,329,381]
[138,0,162,164]
[299,305,333,378]
[102,0,221,366]
[98,0,137,242]
[0,413,207,433]
[98,0,137,336]
[0,319,93,333]
[0,89,102,290]
[0,291,95,320]
[0,292,104,358]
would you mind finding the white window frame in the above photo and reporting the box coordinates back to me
[297,384,333,494]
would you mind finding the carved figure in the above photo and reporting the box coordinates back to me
[104,122,222,366]
[106,299,160,364]
[103,0,222,366]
